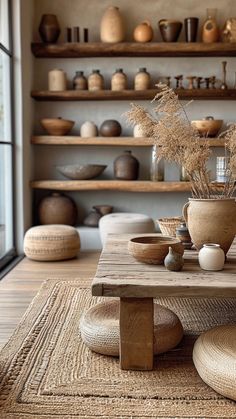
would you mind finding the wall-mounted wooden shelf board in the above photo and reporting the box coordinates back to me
[30,180,199,192]
[31,42,236,58]
[31,136,226,147]
[31,89,236,101]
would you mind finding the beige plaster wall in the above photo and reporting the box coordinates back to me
[29,0,236,226]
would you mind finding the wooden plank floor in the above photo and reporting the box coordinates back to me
[0,252,100,349]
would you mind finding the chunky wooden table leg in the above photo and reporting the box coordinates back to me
[119,297,154,370]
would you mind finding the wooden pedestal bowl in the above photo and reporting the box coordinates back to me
[128,235,184,265]
[191,119,223,137]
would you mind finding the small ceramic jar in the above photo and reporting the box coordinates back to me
[88,69,104,91]
[48,69,67,91]
[80,121,98,137]
[133,124,147,137]
[198,243,225,271]
[73,71,87,90]
[111,68,127,91]
[134,68,151,90]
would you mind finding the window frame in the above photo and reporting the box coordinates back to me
[0,0,16,271]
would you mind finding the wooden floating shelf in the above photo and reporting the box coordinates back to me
[31,136,227,147]
[31,42,236,58]
[31,89,236,101]
[30,180,195,192]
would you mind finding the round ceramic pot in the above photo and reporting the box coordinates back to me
[99,120,122,137]
[198,244,225,271]
[38,193,77,226]
[133,20,153,42]
[80,121,98,137]
[100,6,125,43]
[183,198,236,255]
[48,69,67,91]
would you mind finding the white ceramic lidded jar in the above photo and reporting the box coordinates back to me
[80,121,98,137]
[48,69,67,91]
[198,243,225,271]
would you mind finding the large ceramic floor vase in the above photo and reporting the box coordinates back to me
[183,198,236,255]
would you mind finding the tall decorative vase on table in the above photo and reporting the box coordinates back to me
[183,198,236,255]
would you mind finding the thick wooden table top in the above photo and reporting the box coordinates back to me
[92,234,236,298]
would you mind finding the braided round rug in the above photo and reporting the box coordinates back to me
[0,278,236,418]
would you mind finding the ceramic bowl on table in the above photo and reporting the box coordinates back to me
[40,117,75,136]
[159,19,183,42]
[56,164,107,180]
[191,118,223,137]
[128,235,184,265]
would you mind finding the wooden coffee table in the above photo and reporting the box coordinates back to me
[92,233,236,371]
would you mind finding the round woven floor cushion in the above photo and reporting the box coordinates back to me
[80,300,183,356]
[99,213,155,244]
[24,224,80,261]
[193,325,236,401]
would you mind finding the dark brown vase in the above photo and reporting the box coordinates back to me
[159,19,182,42]
[83,210,102,227]
[99,120,122,137]
[184,17,199,42]
[38,192,77,225]
[114,150,139,180]
[39,14,61,43]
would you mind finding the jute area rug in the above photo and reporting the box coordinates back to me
[0,278,236,418]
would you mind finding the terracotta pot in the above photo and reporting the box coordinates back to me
[159,19,182,42]
[114,150,139,180]
[99,120,122,137]
[202,9,219,43]
[100,6,125,43]
[183,198,236,255]
[133,20,153,43]
[39,14,60,43]
[39,193,77,226]
[40,117,74,136]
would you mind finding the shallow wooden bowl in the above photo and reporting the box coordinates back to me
[191,119,223,137]
[128,235,184,265]
[40,118,75,136]
[56,164,107,180]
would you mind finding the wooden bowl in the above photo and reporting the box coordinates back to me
[128,235,184,265]
[191,119,223,137]
[56,164,107,180]
[40,118,75,136]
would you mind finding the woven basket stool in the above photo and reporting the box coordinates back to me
[193,325,236,401]
[99,212,155,245]
[80,300,183,356]
[24,224,80,261]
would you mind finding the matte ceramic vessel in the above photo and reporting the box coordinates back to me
[88,70,104,91]
[111,69,127,91]
[40,117,74,136]
[39,14,61,43]
[183,198,236,255]
[184,17,199,42]
[198,244,225,271]
[202,8,220,43]
[48,69,67,91]
[99,120,122,137]
[83,210,102,227]
[80,121,98,137]
[164,246,184,271]
[176,222,192,250]
[38,193,77,226]
[134,68,151,90]
[114,150,139,180]
[133,20,154,42]
[159,19,182,42]
[100,6,125,43]
[133,124,147,137]
[73,71,87,90]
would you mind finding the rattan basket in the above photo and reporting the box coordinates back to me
[157,217,184,237]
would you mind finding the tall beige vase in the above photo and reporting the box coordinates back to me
[183,198,236,255]
[100,6,125,43]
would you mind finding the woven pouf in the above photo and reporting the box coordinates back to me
[24,224,80,261]
[80,300,183,356]
[193,325,236,401]
[99,212,155,245]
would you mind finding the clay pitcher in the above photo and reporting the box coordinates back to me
[183,198,236,255]
[100,6,125,42]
